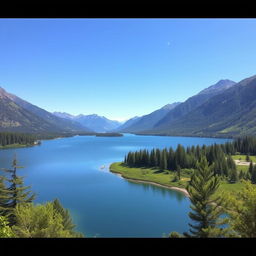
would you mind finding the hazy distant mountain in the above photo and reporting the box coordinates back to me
[153,79,236,131]
[53,112,122,132]
[74,114,122,132]
[0,87,91,133]
[112,116,142,132]
[149,75,256,137]
[52,112,75,120]
[118,102,181,133]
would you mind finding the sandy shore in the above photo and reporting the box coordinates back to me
[111,171,190,198]
[234,159,256,166]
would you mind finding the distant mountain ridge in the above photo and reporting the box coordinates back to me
[147,75,256,137]
[53,112,122,132]
[153,79,237,131]
[0,87,92,133]
[117,102,181,133]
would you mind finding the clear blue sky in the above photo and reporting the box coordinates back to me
[1,18,256,121]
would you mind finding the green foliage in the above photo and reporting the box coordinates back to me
[169,231,184,238]
[0,216,14,238]
[223,181,256,237]
[52,198,83,237]
[12,202,83,238]
[184,157,229,238]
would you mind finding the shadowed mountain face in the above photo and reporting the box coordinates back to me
[149,75,256,137]
[53,112,122,133]
[153,79,236,131]
[117,102,181,133]
[0,87,92,133]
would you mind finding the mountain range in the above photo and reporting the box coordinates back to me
[149,75,256,137]
[1,74,256,137]
[0,87,92,133]
[116,102,181,133]
[53,112,122,133]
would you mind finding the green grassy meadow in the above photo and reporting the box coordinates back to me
[110,162,247,196]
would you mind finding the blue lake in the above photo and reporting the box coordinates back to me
[0,134,230,237]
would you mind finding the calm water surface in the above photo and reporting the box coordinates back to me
[0,134,230,237]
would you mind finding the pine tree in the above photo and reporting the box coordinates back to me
[0,176,9,216]
[167,148,175,170]
[52,199,76,231]
[229,168,239,183]
[176,165,181,180]
[251,165,256,184]
[248,161,253,175]
[183,156,228,238]
[1,156,36,225]
[160,150,167,170]
[239,170,245,180]
[150,149,157,167]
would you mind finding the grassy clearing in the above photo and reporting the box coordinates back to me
[217,182,246,195]
[0,144,32,149]
[110,162,247,196]
[232,154,256,162]
[110,162,188,189]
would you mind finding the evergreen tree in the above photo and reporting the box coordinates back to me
[149,149,156,167]
[1,156,36,225]
[246,171,251,181]
[52,198,82,237]
[183,157,228,238]
[229,168,239,183]
[177,165,181,180]
[167,148,175,170]
[248,161,253,175]
[160,150,167,170]
[156,149,161,167]
[0,176,9,216]
[251,165,256,184]
[239,170,245,180]
[227,155,236,171]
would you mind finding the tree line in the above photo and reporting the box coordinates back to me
[124,136,256,184]
[0,157,82,238]
[0,132,37,147]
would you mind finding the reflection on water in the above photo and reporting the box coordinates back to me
[126,180,187,202]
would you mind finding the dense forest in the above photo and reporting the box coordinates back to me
[123,136,256,184]
[0,132,38,147]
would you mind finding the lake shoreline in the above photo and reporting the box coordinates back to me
[0,143,39,150]
[109,166,190,197]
